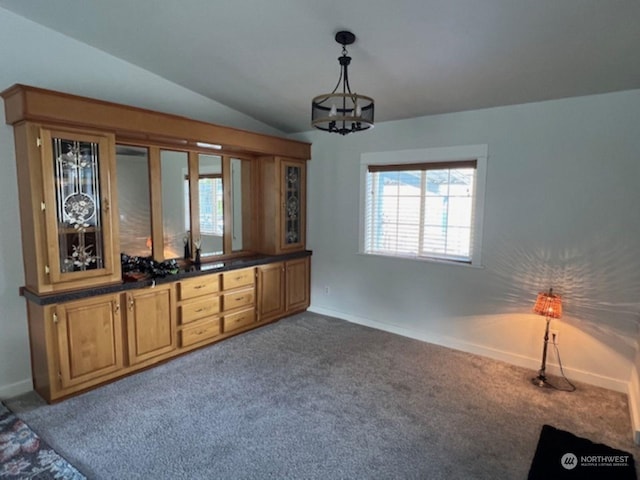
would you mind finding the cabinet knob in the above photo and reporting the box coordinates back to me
[104,198,110,212]
[128,296,134,311]
[114,303,120,315]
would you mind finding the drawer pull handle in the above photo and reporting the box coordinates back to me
[195,308,205,313]
[194,285,205,289]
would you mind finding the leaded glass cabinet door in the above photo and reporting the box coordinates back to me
[40,128,119,285]
[280,159,306,251]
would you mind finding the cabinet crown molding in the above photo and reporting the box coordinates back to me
[1,84,311,160]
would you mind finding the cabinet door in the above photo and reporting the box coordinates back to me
[280,159,306,252]
[40,127,119,285]
[56,294,123,388]
[126,284,176,364]
[286,257,310,313]
[256,262,285,322]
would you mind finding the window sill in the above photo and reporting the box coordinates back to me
[357,251,484,269]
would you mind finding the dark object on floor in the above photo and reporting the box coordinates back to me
[0,402,85,479]
[529,424,636,479]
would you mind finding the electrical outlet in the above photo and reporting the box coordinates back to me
[549,329,559,344]
[324,286,330,295]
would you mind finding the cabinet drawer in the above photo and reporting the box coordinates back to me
[222,289,255,312]
[222,269,254,290]
[178,276,220,300]
[223,309,255,333]
[181,318,221,347]
[180,297,220,325]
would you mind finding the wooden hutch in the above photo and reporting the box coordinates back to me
[2,84,311,402]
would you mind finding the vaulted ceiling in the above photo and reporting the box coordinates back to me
[1,0,639,134]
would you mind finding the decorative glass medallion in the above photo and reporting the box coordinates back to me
[63,192,96,228]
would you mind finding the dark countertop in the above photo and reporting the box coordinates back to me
[21,250,312,306]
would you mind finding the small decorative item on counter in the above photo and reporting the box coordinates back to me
[193,237,201,266]
[183,234,191,260]
[121,253,179,280]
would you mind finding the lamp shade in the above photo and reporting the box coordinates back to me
[533,290,562,319]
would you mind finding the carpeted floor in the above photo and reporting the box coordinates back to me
[6,312,639,479]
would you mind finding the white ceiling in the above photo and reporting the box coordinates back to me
[1,0,639,134]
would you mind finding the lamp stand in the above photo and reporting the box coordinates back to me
[532,315,552,387]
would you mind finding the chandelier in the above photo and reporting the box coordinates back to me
[311,31,374,135]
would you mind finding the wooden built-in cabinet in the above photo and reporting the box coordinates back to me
[26,263,302,402]
[176,267,257,349]
[285,257,311,313]
[13,123,121,294]
[256,262,286,323]
[178,276,222,348]
[55,294,123,389]
[3,84,312,402]
[26,293,124,400]
[257,257,310,323]
[125,284,176,364]
[220,269,256,333]
[257,156,306,254]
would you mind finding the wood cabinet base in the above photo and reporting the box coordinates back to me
[25,261,309,403]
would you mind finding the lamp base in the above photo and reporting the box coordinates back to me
[531,374,553,388]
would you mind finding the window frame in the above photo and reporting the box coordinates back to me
[359,144,487,267]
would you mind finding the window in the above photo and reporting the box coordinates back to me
[360,145,487,266]
[184,174,224,236]
[197,175,224,236]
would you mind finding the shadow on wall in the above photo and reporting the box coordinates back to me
[487,234,640,355]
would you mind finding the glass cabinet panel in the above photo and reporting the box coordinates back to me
[197,154,223,258]
[40,128,117,283]
[53,137,104,271]
[231,157,253,253]
[283,161,304,248]
[116,145,151,257]
[161,150,190,260]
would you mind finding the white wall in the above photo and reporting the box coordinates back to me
[0,7,283,398]
[296,90,640,393]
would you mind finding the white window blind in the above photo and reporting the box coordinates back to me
[360,145,487,266]
[184,175,224,236]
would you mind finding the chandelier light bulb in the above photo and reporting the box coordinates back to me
[329,104,337,117]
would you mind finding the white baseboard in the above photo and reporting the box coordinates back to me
[0,378,32,401]
[308,306,629,394]
[627,365,640,445]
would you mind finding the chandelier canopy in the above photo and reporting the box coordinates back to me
[311,31,374,135]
